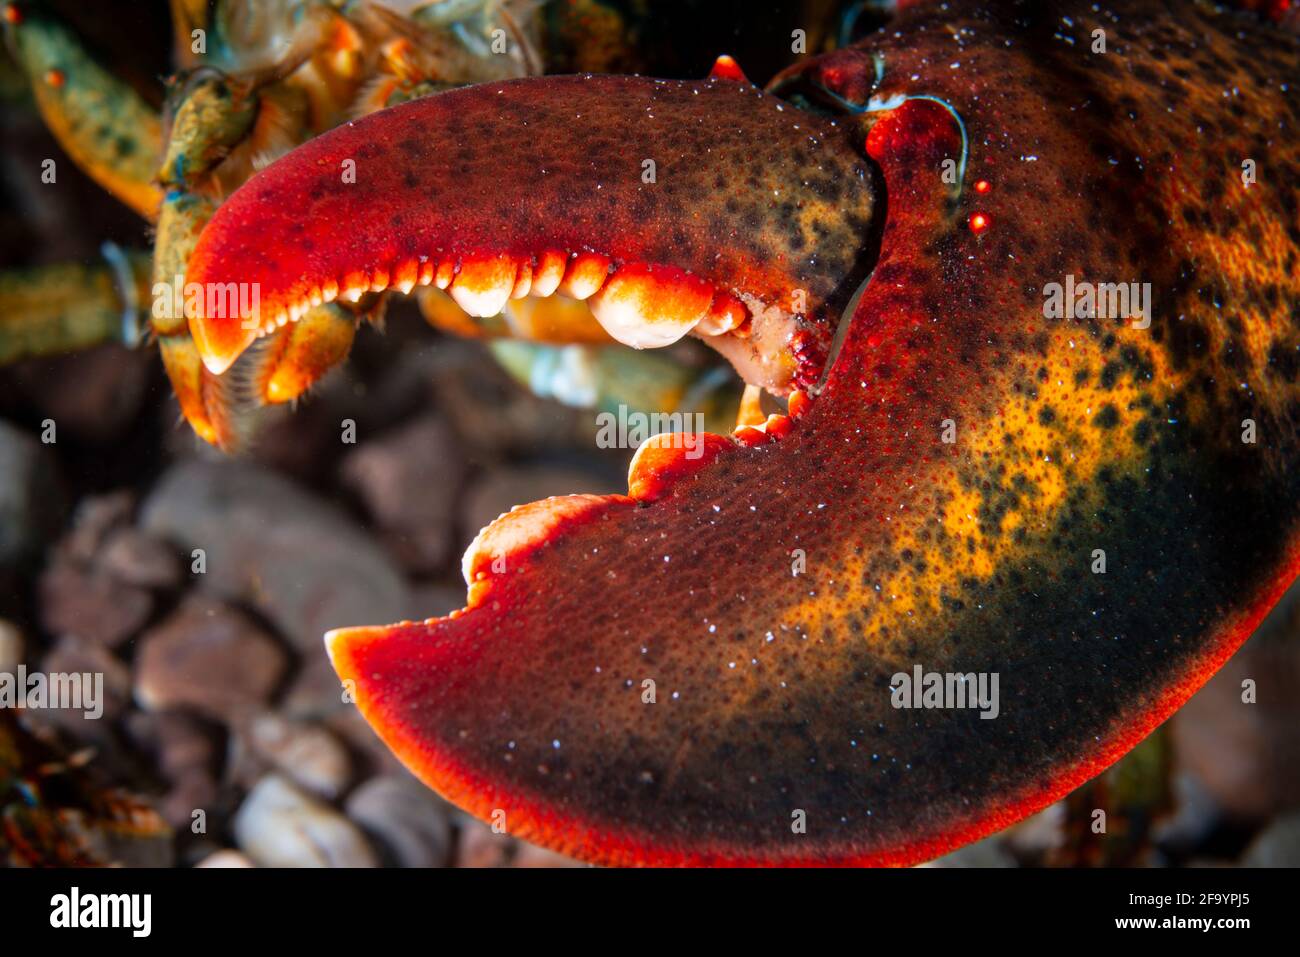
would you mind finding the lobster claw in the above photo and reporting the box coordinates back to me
[189,5,1300,867]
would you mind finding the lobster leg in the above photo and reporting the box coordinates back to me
[2,3,163,219]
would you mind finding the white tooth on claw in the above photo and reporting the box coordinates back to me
[450,282,511,317]
[697,292,747,335]
[531,250,567,297]
[511,261,533,299]
[393,259,419,295]
[448,257,517,317]
[587,265,713,349]
[342,270,368,302]
[559,253,612,300]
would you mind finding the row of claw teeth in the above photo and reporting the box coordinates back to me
[258,250,753,350]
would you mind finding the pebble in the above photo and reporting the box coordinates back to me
[99,527,182,589]
[345,775,453,868]
[62,490,134,563]
[134,596,288,721]
[244,713,352,800]
[36,634,132,726]
[140,460,409,654]
[39,556,153,648]
[233,774,378,867]
[196,849,256,868]
[341,414,465,575]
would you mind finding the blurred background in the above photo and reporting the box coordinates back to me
[1,0,1298,868]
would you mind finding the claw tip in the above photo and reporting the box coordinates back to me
[188,311,255,375]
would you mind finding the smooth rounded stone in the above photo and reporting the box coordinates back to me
[1241,812,1300,867]
[140,460,409,654]
[455,815,516,868]
[0,418,66,567]
[99,527,182,590]
[234,774,378,868]
[461,464,623,544]
[39,556,154,648]
[0,619,22,673]
[196,849,256,868]
[345,775,453,868]
[134,595,289,721]
[245,713,352,800]
[340,415,465,575]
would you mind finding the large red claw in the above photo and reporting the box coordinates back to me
[218,0,1300,866]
